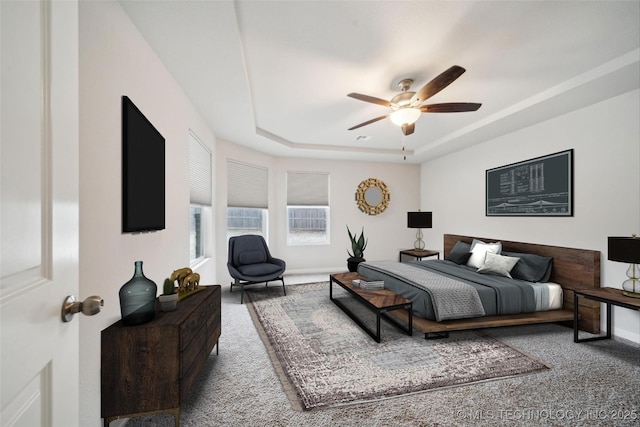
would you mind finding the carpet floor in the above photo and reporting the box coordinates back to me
[125,282,640,427]
[244,282,549,411]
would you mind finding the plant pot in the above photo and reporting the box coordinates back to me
[347,257,365,273]
[158,293,178,312]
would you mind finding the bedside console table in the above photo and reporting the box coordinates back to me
[574,287,640,343]
[101,285,221,427]
[399,249,440,262]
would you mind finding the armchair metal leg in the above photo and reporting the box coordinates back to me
[230,279,247,304]
[231,277,285,304]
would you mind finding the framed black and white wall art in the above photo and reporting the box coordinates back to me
[486,149,573,217]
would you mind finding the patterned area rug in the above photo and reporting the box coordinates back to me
[245,282,549,411]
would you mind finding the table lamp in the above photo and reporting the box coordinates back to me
[407,211,432,251]
[608,234,640,298]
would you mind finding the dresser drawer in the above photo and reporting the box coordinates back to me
[200,291,215,329]
[180,338,209,402]
[205,288,221,351]
[179,298,208,350]
[180,325,206,378]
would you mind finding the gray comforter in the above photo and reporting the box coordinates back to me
[357,260,537,321]
[358,261,485,321]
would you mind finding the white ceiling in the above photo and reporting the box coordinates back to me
[118,0,640,164]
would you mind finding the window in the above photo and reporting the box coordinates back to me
[287,171,329,245]
[190,206,204,261]
[226,207,268,240]
[227,160,268,240]
[189,132,212,265]
[287,206,329,244]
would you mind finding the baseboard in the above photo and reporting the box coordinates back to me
[613,327,640,344]
[284,267,346,276]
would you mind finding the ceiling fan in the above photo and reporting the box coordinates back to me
[347,65,481,136]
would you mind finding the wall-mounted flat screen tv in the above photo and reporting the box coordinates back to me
[122,96,165,232]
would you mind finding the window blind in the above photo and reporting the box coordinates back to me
[287,171,329,206]
[189,132,212,206]
[227,159,268,208]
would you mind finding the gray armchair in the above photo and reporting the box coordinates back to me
[227,234,286,303]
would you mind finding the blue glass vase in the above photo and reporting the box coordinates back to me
[119,261,157,325]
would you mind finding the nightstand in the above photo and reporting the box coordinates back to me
[574,287,640,343]
[399,249,440,262]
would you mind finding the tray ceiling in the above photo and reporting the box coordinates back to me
[118,0,640,163]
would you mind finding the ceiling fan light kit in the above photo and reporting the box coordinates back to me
[390,107,421,126]
[347,65,482,136]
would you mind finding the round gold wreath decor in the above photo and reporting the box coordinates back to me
[355,178,390,215]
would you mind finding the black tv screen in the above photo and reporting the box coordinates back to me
[122,96,165,232]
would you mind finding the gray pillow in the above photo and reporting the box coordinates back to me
[502,251,553,282]
[477,252,520,278]
[445,241,472,265]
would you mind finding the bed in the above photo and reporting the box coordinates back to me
[357,234,601,338]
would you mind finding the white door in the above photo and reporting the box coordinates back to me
[1,1,80,426]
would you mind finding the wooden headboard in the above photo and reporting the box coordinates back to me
[444,234,601,333]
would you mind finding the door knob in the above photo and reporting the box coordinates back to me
[61,295,104,322]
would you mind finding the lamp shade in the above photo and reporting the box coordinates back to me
[407,211,432,229]
[608,236,640,264]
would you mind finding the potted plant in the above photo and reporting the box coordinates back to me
[347,225,368,272]
[158,278,178,312]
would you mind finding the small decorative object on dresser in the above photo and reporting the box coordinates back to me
[118,260,157,326]
[158,278,178,312]
[607,234,640,298]
[347,225,367,272]
[170,267,202,299]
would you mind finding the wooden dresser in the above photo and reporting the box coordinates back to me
[101,285,221,427]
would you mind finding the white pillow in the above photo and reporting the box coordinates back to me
[466,239,502,269]
[477,252,520,278]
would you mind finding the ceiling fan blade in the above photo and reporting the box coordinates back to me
[347,93,391,108]
[348,115,388,131]
[420,102,482,113]
[401,123,415,136]
[410,65,466,106]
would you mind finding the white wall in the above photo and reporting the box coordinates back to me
[215,139,421,285]
[78,2,216,426]
[421,89,640,342]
